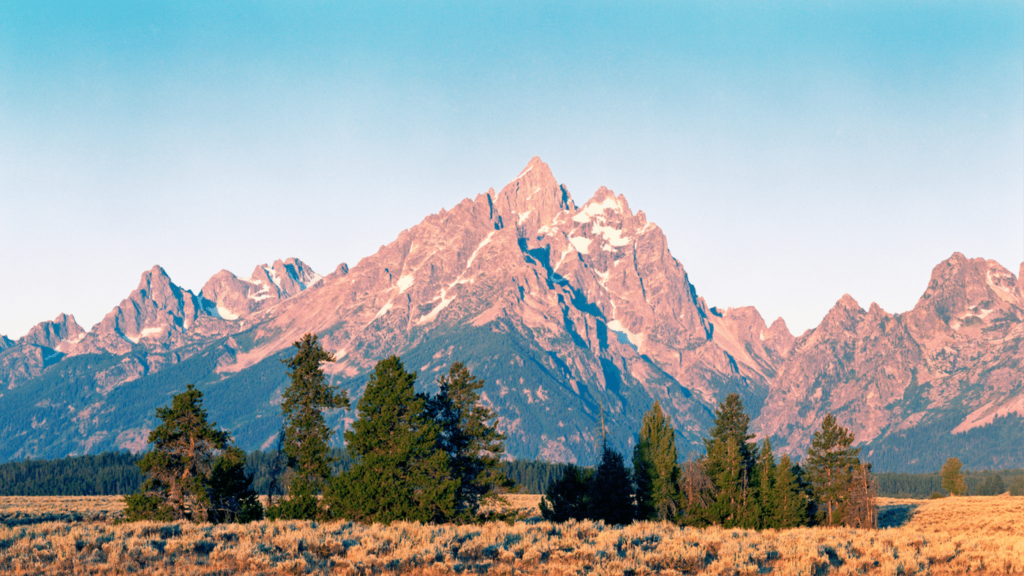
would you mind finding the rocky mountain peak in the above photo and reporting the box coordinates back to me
[493,157,576,233]
[910,253,1023,334]
[1019,263,1024,294]
[765,317,795,357]
[201,258,322,321]
[20,313,85,351]
[796,294,865,352]
[0,334,14,351]
[73,265,205,354]
[328,262,350,280]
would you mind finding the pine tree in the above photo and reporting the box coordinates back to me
[632,401,681,522]
[703,394,759,528]
[208,447,264,523]
[589,442,635,525]
[326,356,457,523]
[269,333,349,520]
[771,454,809,528]
[805,413,858,526]
[977,474,1006,496]
[940,457,966,496]
[756,437,776,528]
[425,362,513,521]
[540,465,592,522]
[125,384,230,522]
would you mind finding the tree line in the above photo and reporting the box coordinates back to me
[877,461,1024,498]
[542,396,878,529]
[0,449,568,497]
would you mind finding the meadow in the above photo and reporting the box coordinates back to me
[0,495,1021,575]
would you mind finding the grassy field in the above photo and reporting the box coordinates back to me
[0,495,1021,574]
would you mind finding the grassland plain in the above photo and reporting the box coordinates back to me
[0,495,1022,575]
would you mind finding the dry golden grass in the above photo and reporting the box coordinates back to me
[0,495,1021,575]
[0,496,125,526]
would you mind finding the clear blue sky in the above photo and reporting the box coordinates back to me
[2,1,1022,339]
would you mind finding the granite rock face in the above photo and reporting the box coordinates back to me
[0,314,86,390]
[200,258,323,321]
[756,254,1024,467]
[1,158,1021,469]
[20,313,85,351]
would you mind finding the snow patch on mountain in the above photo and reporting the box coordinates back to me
[607,319,643,348]
[374,301,393,320]
[573,196,620,223]
[418,293,454,325]
[396,274,415,292]
[466,232,495,269]
[569,236,592,255]
[216,304,240,321]
[592,223,631,248]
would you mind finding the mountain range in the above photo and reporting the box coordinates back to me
[2,158,1022,472]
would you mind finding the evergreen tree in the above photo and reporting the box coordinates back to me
[268,333,349,520]
[540,465,593,522]
[632,401,681,522]
[326,356,457,523]
[1009,477,1024,497]
[805,413,858,526]
[977,474,1006,496]
[703,394,760,528]
[208,447,263,523]
[771,454,809,528]
[425,362,513,521]
[589,442,635,525]
[756,437,777,528]
[940,457,966,496]
[125,385,232,522]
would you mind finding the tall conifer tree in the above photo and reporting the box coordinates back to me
[589,441,635,525]
[770,454,809,528]
[327,356,457,523]
[805,413,858,526]
[269,333,349,520]
[756,437,776,528]
[703,394,760,528]
[126,385,258,523]
[425,362,513,521]
[632,401,681,521]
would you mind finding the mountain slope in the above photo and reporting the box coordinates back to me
[755,254,1024,471]
[0,158,1021,471]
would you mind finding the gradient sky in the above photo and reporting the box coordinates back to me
[2,1,1022,340]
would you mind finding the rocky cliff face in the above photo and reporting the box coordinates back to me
[0,158,1020,470]
[0,314,87,390]
[756,254,1024,469]
[19,313,86,351]
[200,258,323,321]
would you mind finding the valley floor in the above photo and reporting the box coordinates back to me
[0,495,1021,574]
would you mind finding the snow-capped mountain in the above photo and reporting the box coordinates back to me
[1,158,1021,471]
